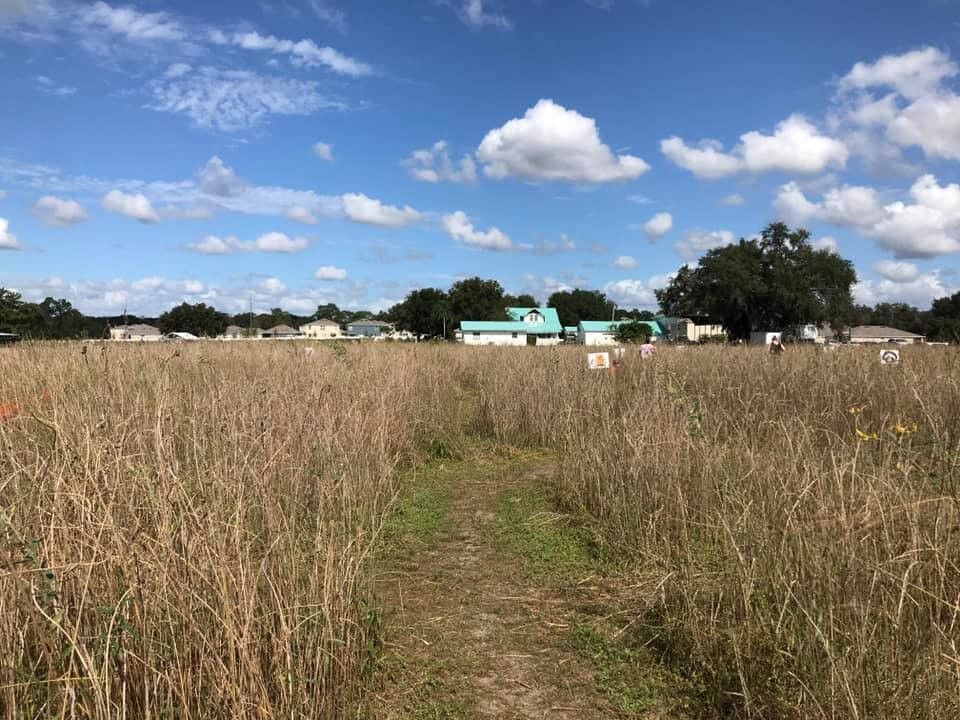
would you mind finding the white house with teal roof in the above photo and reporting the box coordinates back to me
[459,307,564,346]
[578,320,663,345]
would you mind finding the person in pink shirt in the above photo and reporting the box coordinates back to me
[640,341,655,359]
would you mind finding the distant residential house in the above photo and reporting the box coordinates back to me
[262,324,301,339]
[221,325,246,339]
[0,333,20,345]
[345,319,393,338]
[459,307,563,346]
[300,319,342,339]
[657,316,726,343]
[847,325,925,344]
[110,324,162,342]
[578,320,663,346]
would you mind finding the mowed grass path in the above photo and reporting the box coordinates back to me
[368,442,693,720]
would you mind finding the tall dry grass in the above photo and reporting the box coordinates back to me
[469,343,960,718]
[4,341,960,718]
[0,341,458,719]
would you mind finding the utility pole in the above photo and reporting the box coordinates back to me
[248,296,254,338]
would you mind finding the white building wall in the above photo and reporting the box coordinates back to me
[301,325,342,339]
[750,331,781,346]
[534,336,562,346]
[462,331,526,346]
[579,331,618,346]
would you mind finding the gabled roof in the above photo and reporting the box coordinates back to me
[579,320,663,336]
[850,325,924,339]
[223,325,244,333]
[347,319,391,327]
[507,307,562,334]
[116,323,161,335]
[301,318,340,327]
[461,321,529,333]
[265,324,299,334]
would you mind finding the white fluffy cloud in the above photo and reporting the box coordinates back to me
[341,193,421,227]
[873,259,920,283]
[213,31,372,76]
[613,255,637,269]
[662,115,847,178]
[642,211,672,240]
[674,229,735,261]
[78,1,186,43]
[774,175,960,258]
[255,232,308,252]
[31,195,87,226]
[814,236,839,253]
[603,273,673,309]
[313,142,334,161]
[442,210,512,250]
[286,205,318,224]
[836,47,960,161]
[186,232,308,254]
[0,217,19,250]
[101,189,159,223]
[476,99,649,182]
[149,66,346,131]
[720,193,745,206]
[459,0,512,30]
[854,272,954,308]
[404,141,477,183]
[315,265,348,281]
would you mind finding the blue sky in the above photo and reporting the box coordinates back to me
[2,0,960,316]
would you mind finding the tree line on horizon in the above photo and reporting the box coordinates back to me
[3,224,960,342]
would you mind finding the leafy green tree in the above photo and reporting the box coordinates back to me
[614,320,652,344]
[868,303,925,334]
[39,297,84,338]
[503,293,537,308]
[449,277,508,325]
[0,288,45,337]
[547,289,614,328]
[158,302,228,337]
[312,303,344,324]
[655,223,856,341]
[388,288,450,338]
[928,291,960,341]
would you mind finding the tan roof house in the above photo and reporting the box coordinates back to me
[221,324,246,339]
[299,319,342,339]
[847,325,925,344]
[110,324,162,341]
[262,324,301,339]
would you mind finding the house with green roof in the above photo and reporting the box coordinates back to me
[577,320,663,345]
[458,307,564,346]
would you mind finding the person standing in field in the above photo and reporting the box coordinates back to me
[769,336,785,355]
[640,340,655,359]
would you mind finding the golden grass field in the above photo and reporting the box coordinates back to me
[1,341,959,719]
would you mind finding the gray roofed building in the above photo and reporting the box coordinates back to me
[110,324,162,341]
[848,325,925,344]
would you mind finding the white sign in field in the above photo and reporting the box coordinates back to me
[880,349,901,365]
[587,352,610,370]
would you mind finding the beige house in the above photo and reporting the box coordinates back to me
[221,324,246,339]
[110,323,162,341]
[299,319,342,339]
[659,317,726,342]
[848,325,925,344]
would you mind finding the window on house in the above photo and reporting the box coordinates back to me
[511,332,518,338]
[473,332,480,337]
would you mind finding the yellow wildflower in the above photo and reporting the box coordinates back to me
[848,406,863,415]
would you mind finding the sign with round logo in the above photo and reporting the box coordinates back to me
[879,349,900,365]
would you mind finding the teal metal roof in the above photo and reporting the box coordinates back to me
[460,321,529,333]
[578,320,663,335]
[506,307,563,334]
[460,307,562,335]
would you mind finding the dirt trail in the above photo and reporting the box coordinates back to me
[369,445,687,720]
